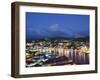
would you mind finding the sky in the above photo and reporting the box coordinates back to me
[26,12,89,41]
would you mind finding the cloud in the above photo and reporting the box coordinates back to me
[49,24,59,31]
[47,24,75,37]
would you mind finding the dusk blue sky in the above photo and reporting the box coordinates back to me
[26,12,89,41]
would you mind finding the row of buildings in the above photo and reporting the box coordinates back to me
[26,39,89,67]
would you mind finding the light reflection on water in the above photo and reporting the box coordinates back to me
[35,47,89,64]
